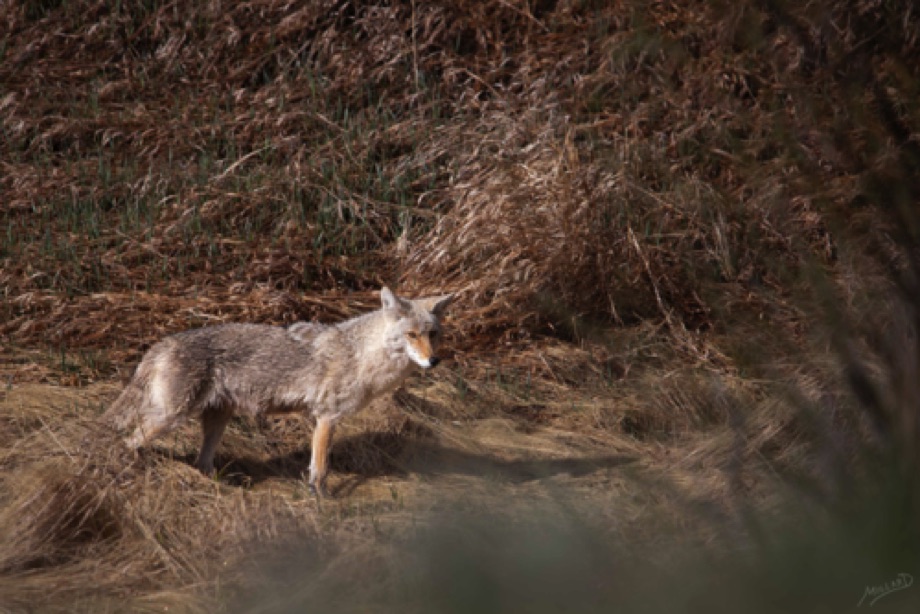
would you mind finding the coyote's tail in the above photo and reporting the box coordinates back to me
[102,365,150,431]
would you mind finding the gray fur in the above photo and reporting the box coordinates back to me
[105,287,453,496]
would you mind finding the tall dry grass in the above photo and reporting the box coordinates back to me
[4,0,912,359]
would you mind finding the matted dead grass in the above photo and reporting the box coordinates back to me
[0,325,877,611]
[0,382,619,610]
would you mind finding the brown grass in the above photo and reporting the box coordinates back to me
[1,0,919,610]
[0,367,817,611]
[4,0,906,357]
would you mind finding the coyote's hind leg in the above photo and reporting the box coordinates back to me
[195,408,233,475]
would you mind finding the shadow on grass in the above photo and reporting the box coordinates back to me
[154,425,635,496]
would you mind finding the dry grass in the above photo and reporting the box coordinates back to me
[0,367,819,612]
[4,0,910,356]
[2,0,920,610]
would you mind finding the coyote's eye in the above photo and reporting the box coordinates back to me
[407,331,419,339]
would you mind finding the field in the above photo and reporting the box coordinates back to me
[2,0,920,611]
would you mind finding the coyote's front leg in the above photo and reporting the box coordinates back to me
[309,416,336,498]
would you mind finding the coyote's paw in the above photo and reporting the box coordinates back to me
[308,481,331,499]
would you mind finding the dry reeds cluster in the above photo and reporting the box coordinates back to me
[3,0,915,360]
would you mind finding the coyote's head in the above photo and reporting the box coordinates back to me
[381,287,454,369]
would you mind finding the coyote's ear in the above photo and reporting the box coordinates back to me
[381,287,409,314]
[423,293,454,317]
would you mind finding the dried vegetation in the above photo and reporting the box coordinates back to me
[1,0,919,611]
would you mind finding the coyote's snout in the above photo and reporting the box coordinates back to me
[105,287,453,497]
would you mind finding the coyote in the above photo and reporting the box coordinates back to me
[105,287,453,497]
